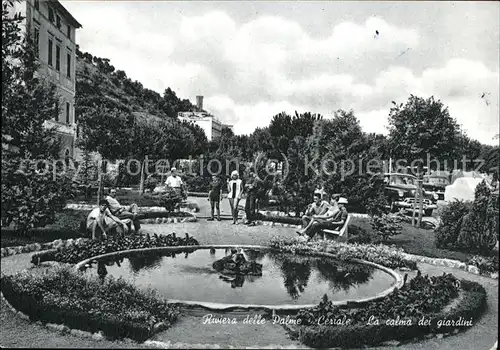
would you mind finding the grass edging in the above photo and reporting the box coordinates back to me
[286,279,487,348]
[402,252,499,280]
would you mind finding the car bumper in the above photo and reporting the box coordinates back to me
[393,201,438,210]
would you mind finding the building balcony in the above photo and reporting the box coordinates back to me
[44,119,76,135]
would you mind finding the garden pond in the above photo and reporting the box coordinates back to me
[83,247,396,306]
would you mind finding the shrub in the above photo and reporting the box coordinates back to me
[269,237,417,269]
[466,254,499,274]
[366,192,389,217]
[347,225,373,244]
[435,200,472,249]
[183,174,212,193]
[1,158,78,235]
[457,181,498,254]
[370,214,403,241]
[31,232,199,265]
[298,273,459,326]
[144,176,158,192]
[295,275,486,348]
[150,187,183,212]
[0,267,179,341]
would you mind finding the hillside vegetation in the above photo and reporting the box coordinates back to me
[75,47,208,161]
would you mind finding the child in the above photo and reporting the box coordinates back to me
[207,175,222,221]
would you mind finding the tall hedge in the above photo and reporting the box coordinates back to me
[457,181,498,254]
[435,200,472,249]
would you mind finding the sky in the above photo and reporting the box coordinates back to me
[61,1,500,145]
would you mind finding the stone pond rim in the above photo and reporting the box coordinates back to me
[73,244,404,312]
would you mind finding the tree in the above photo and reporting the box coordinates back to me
[457,180,498,253]
[181,120,208,156]
[387,95,461,168]
[1,0,76,234]
[76,105,134,160]
[309,110,375,211]
[268,111,321,158]
[282,135,316,215]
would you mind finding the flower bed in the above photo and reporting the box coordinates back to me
[0,267,179,342]
[466,255,499,275]
[31,233,199,265]
[269,237,417,270]
[291,273,486,348]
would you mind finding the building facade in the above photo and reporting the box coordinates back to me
[14,0,81,159]
[177,95,232,141]
[178,111,223,141]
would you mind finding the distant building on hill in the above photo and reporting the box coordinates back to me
[10,0,82,159]
[178,95,232,141]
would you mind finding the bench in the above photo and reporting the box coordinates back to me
[320,214,350,242]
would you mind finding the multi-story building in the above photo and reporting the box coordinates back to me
[13,0,82,159]
[178,96,232,141]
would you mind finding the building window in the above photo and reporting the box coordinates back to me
[48,7,54,23]
[66,25,71,39]
[34,27,39,57]
[66,52,71,78]
[66,102,70,124]
[48,38,53,66]
[34,0,39,10]
[56,15,61,29]
[55,45,60,71]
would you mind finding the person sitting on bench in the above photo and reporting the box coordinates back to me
[87,199,130,239]
[299,192,331,231]
[297,197,349,241]
[105,188,140,232]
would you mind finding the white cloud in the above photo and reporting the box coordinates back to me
[62,1,499,144]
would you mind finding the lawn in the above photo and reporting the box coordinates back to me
[0,209,86,248]
[350,216,478,262]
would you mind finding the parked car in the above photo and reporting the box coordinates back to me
[422,174,450,200]
[382,173,438,216]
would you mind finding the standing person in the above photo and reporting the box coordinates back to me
[165,167,185,198]
[207,175,222,221]
[227,170,243,224]
[244,171,263,226]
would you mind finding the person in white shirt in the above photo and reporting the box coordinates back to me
[165,167,185,198]
[227,170,244,224]
[300,192,330,229]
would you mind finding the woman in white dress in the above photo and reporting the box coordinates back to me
[227,170,244,224]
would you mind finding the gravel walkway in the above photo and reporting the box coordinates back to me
[1,221,497,349]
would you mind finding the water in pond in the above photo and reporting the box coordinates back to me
[85,248,395,305]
